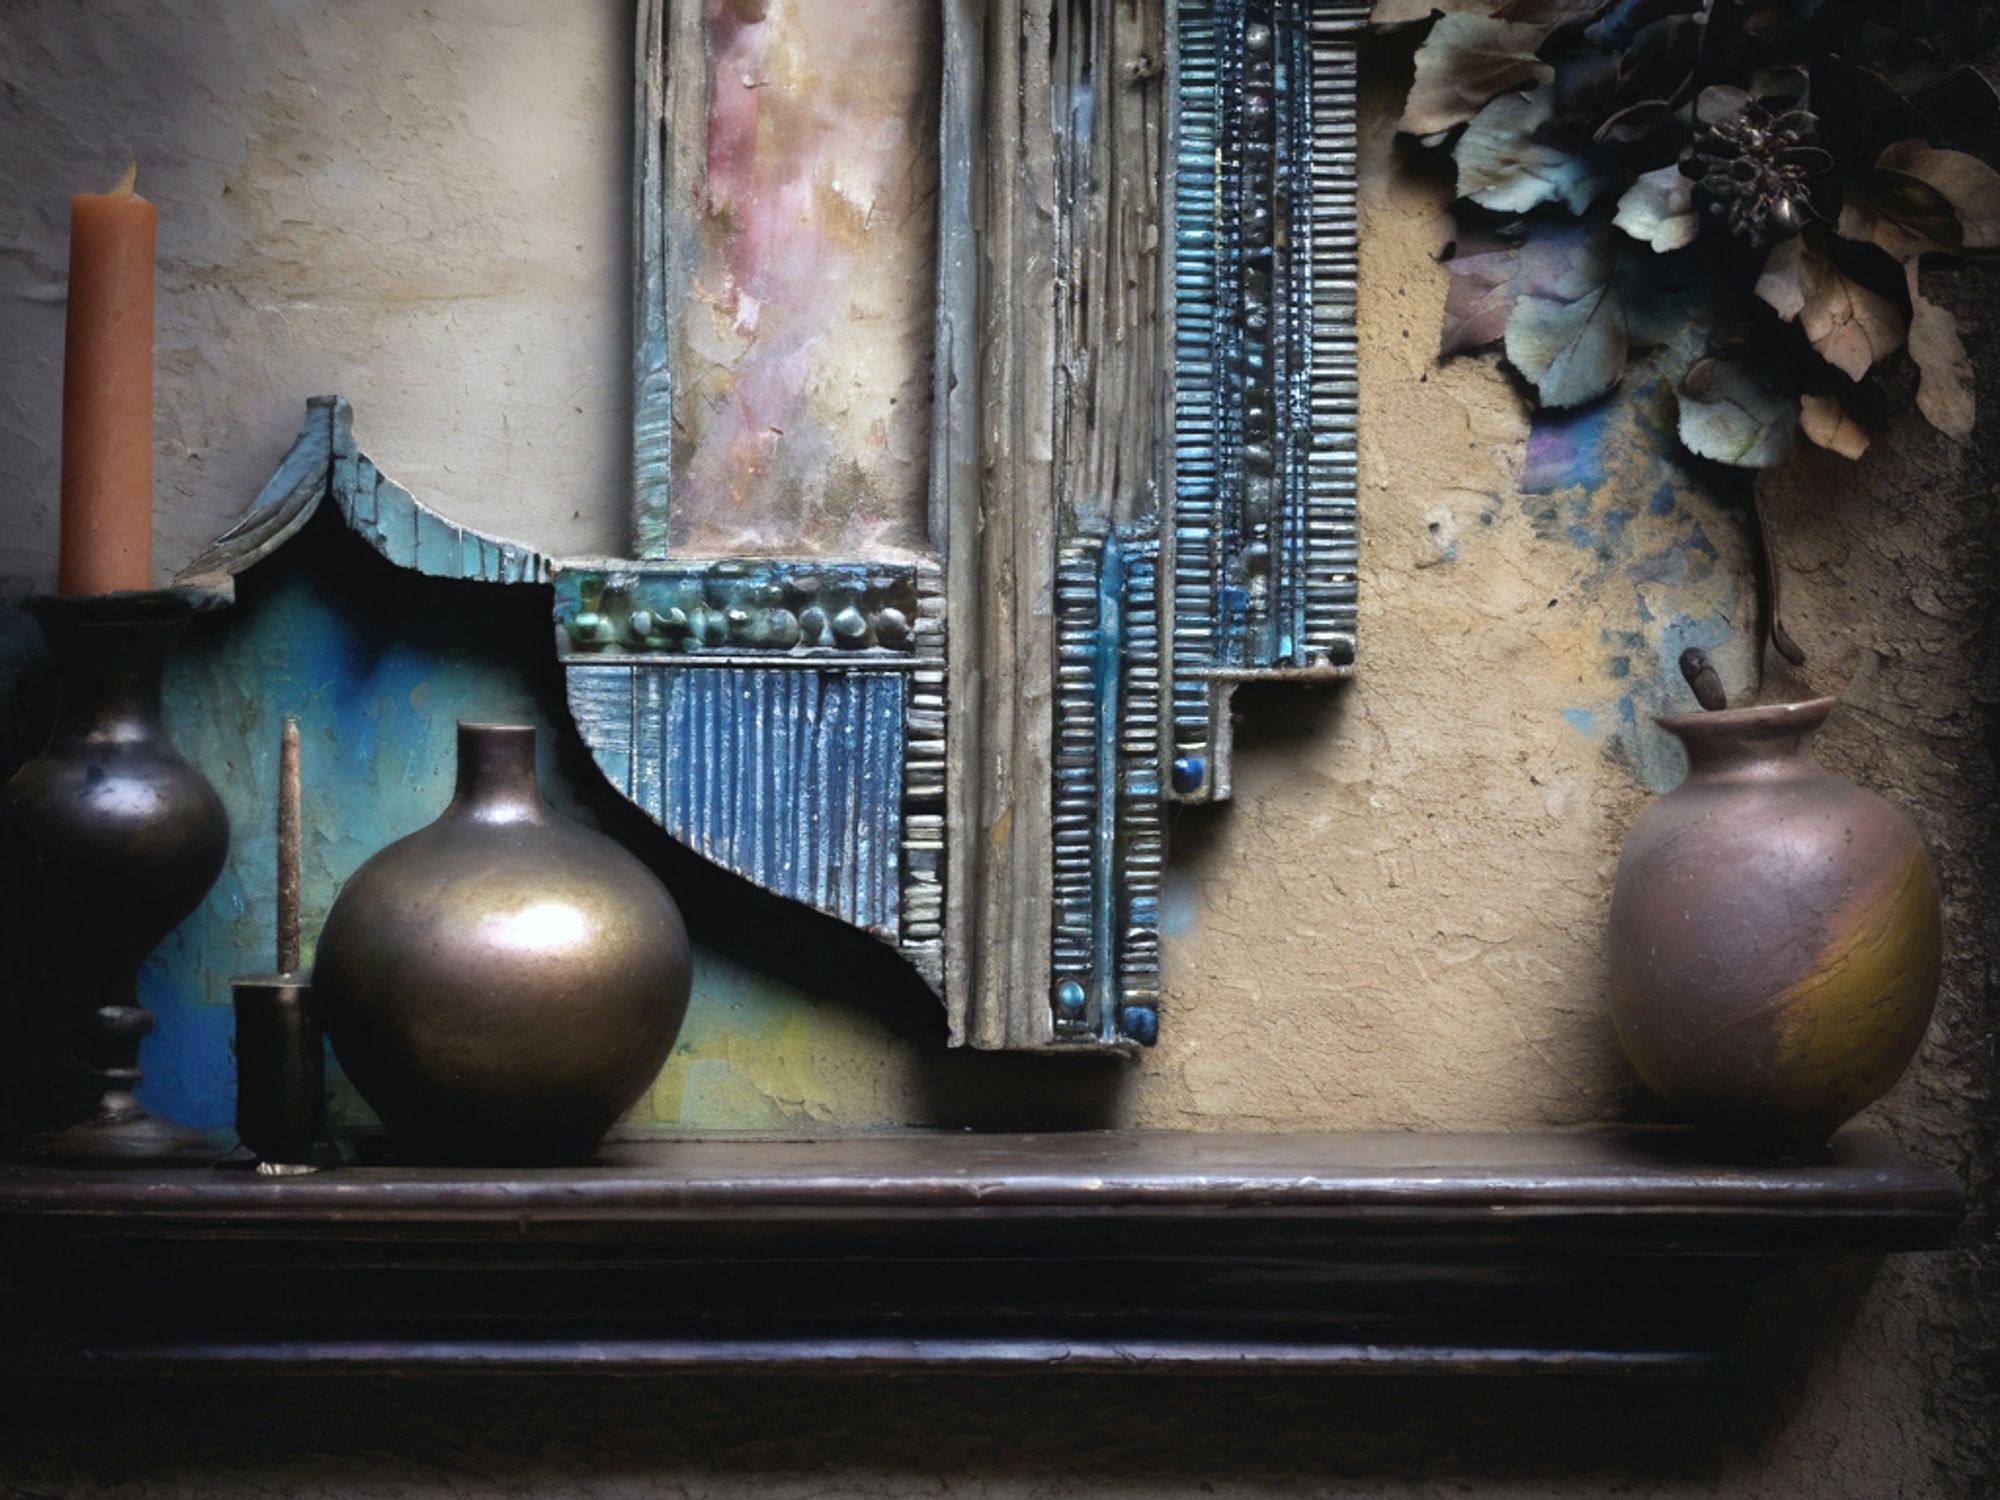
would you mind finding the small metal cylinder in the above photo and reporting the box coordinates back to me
[232,973,323,1168]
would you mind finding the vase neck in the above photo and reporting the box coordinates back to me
[1661,698,1837,782]
[33,596,190,744]
[450,723,546,824]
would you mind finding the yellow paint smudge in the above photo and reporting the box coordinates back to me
[1773,844,1941,1113]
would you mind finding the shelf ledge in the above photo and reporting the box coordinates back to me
[0,1127,1962,1376]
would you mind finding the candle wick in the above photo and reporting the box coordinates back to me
[108,160,138,197]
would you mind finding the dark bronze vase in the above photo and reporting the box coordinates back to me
[1608,697,1942,1152]
[0,590,229,1161]
[314,723,691,1163]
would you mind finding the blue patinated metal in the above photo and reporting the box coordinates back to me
[178,397,549,594]
[632,0,673,558]
[556,556,947,987]
[566,663,906,939]
[1165,0,1361,802]
[554,562,928,658]
[1041,0,1364,1043]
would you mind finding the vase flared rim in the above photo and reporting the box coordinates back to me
[27,584,230,624]
[1655,695,1838,737]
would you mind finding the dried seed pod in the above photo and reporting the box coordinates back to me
[1682,101,1830,246]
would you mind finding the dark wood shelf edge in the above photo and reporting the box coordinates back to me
[21,1340,1724,1377]
[0,1127,1964,1376]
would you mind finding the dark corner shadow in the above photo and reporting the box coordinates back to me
[0,597,55,785]
[1168,676,1352,876]
[1222,674,1355,758]
[1169,674,1355,874]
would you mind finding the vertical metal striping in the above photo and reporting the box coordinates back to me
[569,665,903,937]
[1092,536,1126,1043]
[1165,0,1362,807]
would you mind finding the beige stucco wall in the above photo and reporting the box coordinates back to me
[0,0,634,591]
[1,2,1992,1495]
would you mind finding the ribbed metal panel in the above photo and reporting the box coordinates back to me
[566,664,905,937]
[1165,0,1361,811]
[1172,0,1228,781]
[1303,11,1360,662]
[1052,541,1105,1032]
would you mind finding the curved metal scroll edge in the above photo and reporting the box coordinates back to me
[173,399,336,597]
[176,397,552,595]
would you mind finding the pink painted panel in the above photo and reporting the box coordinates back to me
[669,0,938,558]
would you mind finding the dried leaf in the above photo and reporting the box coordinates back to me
[1839,173,1963,263]
[1695,85,1750,126]
[1401,15,1556,135]
[1455,87,1612,214]
[1613,15,1699,104]
[1615,166,1699,252]
[1876,140,2000,249]
[1551,49,1619,125]
[1587,0,1682,48]
[1373,0,1499,24]
[1741,0,1826,39]
[1748,66,1809,110]
[1905,264,1975,439]
[1755,233,1907,381]
[1903,65,2000,144]
[1595,98,1673,143]
[1441,245,1524,355]
[1677,360,1797,468]
[1618,248,1705,346]
[1798,392,1870,459]
[1503,227,1629,407]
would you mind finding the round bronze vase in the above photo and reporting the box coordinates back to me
[314,723,690,1163]
[1608,697,1941,1151]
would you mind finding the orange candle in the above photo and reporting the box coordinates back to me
[58,163,155,595]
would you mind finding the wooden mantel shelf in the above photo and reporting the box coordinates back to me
[0,1127,1962,1377]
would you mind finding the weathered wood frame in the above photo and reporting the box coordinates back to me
[628,0,1367,1049]
[186,0,1366,1053]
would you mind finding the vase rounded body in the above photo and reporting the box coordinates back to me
[0,592,228,1154]
[314,723,690,1162]
[1608,697,1941,1150]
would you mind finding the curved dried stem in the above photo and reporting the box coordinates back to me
[1750,478,1815,705]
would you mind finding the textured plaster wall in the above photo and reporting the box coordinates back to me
[0,0,632,593]
[1,3,1995,1498]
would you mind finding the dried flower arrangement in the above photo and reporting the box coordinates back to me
[1379,0,2000,466]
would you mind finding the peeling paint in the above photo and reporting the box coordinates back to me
[1518,372,1758,790]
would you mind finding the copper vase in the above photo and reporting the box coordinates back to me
[0,590,229,1161]
[314,723,690,1162]
[1608,697,1942,1151]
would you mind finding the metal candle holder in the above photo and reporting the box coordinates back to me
[0,587,229,1163]
[232,718,325,1171]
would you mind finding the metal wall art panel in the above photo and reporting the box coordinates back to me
[188,0,1363,1052]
